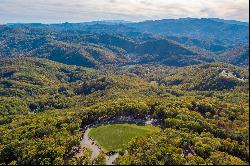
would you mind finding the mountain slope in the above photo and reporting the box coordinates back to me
[0,18,249,68]
[0,26,207,67]
[160,63,249,91]
[216,45,249,67]
[0,57,249,165]
[128,18,249,46]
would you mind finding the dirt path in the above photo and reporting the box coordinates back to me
[76,128,101,159]
[76,127,119,165]
[106,153,119,165]
[76,117,156,165]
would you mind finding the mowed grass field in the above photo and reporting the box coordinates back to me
[88,123,161,152]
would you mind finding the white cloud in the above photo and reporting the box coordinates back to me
[0,0,248,23]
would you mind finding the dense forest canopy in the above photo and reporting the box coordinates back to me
[0,18,249,67]
[0,18,249,165]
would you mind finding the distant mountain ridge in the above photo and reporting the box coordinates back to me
[128,18,249,46]
[0,18,249,67]
[4,17,248,26]
[208,18,249,26]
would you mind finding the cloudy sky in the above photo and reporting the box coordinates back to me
[0,0,249,23]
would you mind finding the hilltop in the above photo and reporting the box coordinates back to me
[0,18,249,67]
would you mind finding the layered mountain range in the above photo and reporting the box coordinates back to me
[0,18,249,165]
[0,18,249,67]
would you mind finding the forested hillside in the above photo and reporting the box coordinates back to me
[128,18,249,46]
[0,18,249,165]
[0,18,249,67]
[0,57,249,165]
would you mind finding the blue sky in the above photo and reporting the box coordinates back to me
[0,0,249,23]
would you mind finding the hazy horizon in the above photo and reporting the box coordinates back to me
[1,17,249,25]
[0,0,249,24]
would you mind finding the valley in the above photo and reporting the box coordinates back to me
[0,18,249,165]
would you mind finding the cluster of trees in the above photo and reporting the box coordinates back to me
[77,96,248,162]
[0,57,248,165]
[3,23,248,69]
[0,109,82,165]
[116,129,247,165]
[68,148,92,165]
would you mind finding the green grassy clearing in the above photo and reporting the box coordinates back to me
[88,123,161,152]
